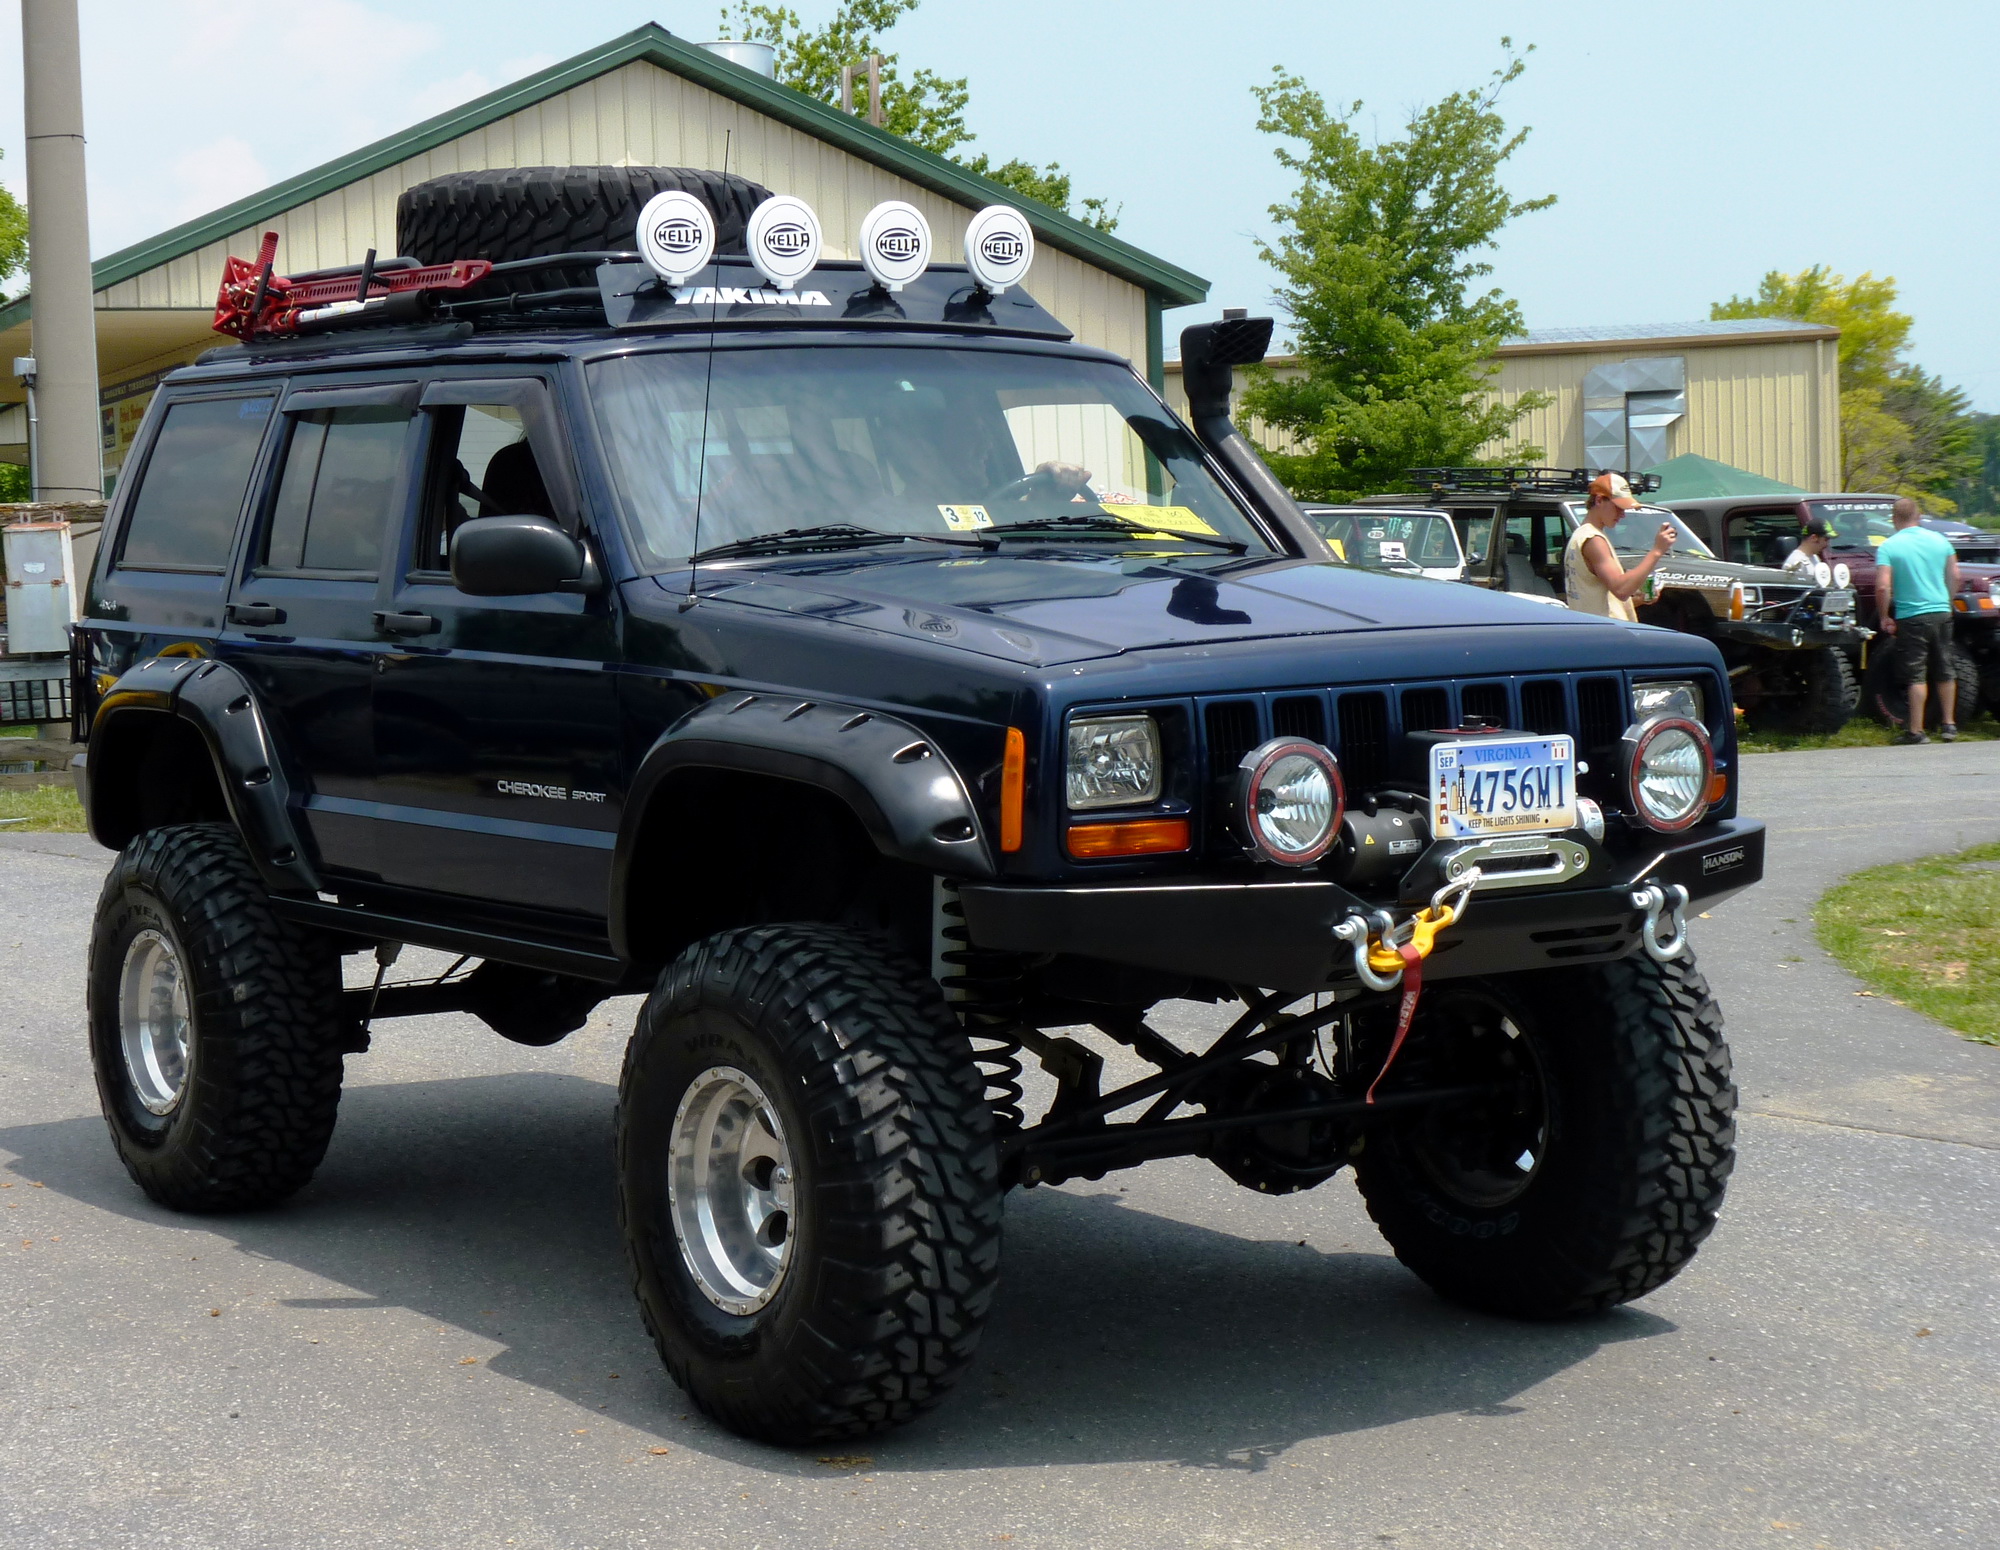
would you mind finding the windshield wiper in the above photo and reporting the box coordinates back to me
[977,515,1247,553]
[692,524,981,562]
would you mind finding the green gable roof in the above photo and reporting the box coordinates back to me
[0,22,1206,333]
[1644,453,1804,502]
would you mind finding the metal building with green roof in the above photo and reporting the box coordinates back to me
[0,23,1207,486]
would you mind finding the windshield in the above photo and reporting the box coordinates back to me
[1562,502,1714,558]
[1307,511,1459,570]
[589,346,1274,566]
[1806,499,1897,546]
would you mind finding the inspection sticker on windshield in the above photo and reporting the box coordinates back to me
[1099,503,1219,536]
[938,504,993,531]
[1431,735,1577,839]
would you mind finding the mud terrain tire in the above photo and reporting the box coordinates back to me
[1745,646,1858,735]
[88,823,348,1212]
[396,166,772,265]
[1863,639,1983,729]
[1354,950,1735,1318]
[617,925,1003,1443]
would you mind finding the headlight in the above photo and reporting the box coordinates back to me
[1066,715,1162,809]
[1620,715,1714,833]
[1835,563,1853,589]
[1236,738,1343,865]
[1632,680,1705,724]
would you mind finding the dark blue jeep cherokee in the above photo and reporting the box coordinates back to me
[72,166,1761,1444]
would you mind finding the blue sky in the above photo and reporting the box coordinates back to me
[4,1,1997,406]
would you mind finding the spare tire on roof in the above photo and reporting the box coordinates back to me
[395,166,773,266]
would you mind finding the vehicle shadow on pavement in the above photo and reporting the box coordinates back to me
[1,1070,1667,1474]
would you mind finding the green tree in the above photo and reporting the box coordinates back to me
[718,1,1118,231]
[0,148,27,297]
[1942,412,2000,524]
[1238,44,1553,498]
[1711,266,1976,507]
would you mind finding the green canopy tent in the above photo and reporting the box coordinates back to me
[1643,453,1804,503]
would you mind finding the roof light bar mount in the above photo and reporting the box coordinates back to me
[1409,467,1665,497]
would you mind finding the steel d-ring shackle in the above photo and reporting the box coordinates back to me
[1630,882,1691,962]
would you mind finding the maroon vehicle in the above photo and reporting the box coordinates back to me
[1668,493,2000,727]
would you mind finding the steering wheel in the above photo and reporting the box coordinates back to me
[984,468,1063,506]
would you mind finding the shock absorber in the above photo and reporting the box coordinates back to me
[934,879,1028,1131]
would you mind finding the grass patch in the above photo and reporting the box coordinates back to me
[1737,715,2000,755]
[0,782,88,833]
[1816,841,2000,1046]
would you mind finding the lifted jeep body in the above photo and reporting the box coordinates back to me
[72,168,1759,1444]
[1371,470,1867,733]
[1668,492,2000,724]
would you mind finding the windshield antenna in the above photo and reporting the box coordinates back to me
[682,130,730,612]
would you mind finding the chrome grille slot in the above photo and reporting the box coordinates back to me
[1336,691,1391,790]
[1520,679,1567,734]
[1204,700,1262,774]
[1459,681,1510,726]
[1400,686,1449,733]
[1271,694,1328,744]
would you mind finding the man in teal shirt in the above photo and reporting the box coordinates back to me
[1875,496,1963,743]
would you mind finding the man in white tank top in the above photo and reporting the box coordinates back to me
[1563,472,1677,621]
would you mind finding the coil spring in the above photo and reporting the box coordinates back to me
[936,883,1027,1131]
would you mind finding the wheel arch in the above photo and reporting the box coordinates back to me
[86,657,320,894]
[610,692,995,968]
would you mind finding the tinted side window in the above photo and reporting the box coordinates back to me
[414,403,550,571]
[118,396,274,570]
[264,407,411,573]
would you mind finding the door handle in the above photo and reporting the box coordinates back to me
[374,610,440,636]
[227,602,287,626]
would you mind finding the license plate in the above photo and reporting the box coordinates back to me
[1430,735,1577,839]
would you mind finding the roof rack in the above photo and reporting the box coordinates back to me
[1407,467,1664,497]
[208,234,1074,353]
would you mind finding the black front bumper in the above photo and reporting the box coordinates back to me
[959,818,1764,994]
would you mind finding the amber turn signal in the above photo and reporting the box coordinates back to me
[1705,771,1729,805]
[1066,817,1190,858]
[1000,728,1025,853]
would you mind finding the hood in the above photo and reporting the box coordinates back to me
[677,550,1614,666]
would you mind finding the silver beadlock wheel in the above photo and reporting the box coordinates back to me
[667,1065,796,1315]
[118,928,190,1116]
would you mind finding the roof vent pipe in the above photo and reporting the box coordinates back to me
[701,40,777,77]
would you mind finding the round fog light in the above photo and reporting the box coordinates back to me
[1620,716,1713,833]
[1237,738,1343,865]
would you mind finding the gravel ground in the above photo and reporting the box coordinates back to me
[2,743,1995,1550]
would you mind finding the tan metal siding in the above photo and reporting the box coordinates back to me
[1477,338,1838,488]
[96,60,1149,368]
[1167,334,1841,490]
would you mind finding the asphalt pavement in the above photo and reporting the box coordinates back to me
[3,743,1997,1550]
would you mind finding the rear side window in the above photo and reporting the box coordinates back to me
[263,407,412,573]
[118,396,274,570]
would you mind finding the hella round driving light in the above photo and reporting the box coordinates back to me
[1834,562,1853,589]
[1619,715,1713,833]
[1236,738,1343,866]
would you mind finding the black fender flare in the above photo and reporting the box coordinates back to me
[89,656,321,895]
[610,691,996,956]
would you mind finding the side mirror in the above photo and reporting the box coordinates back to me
[450,514,585,597]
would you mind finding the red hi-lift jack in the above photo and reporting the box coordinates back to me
[213,231,492,340]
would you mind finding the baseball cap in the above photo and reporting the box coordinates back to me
[1802,519,1830,538]
[1588,472,1639,510]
